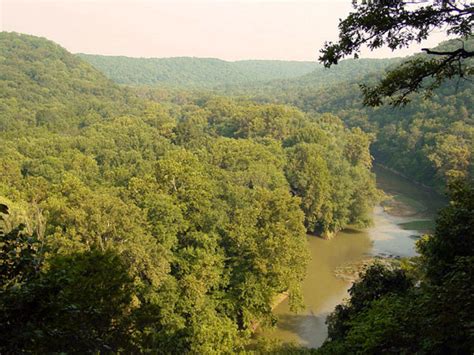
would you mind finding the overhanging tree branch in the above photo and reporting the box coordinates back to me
[421,47,474,58]
[319,0,473,106]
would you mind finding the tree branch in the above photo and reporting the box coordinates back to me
[421,48,474,58]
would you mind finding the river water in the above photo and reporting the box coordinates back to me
[264,165,446,348]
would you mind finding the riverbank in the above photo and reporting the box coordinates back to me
[263,165,446,349]
[381,194,426,217]
[373,165,446,218]
[333,256,401,283]
[375,163,437,192]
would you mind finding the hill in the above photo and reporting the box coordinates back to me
[0,32,140,133]
[76,42,472,192]
[78,52,402,90]
[77,54,318,87]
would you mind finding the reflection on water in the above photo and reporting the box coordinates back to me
[265,165,446,348]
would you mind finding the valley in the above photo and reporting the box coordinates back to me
[0,29,471,353]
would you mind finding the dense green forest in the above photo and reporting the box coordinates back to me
[239,79,473,192]
[1,26,472,353]
[1,0,466,353]
[0,32,379,352]
[82,40,473,192]
[78,53,317,87]
[227,40,473,192]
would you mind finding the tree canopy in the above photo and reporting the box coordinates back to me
[0,32,378,352]
[1,24,471,352]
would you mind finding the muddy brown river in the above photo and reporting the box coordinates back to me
[264,165,446,348]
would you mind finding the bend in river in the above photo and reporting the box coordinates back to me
[263,165,446,348]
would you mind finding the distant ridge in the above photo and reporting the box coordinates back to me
[78,53,404,90]
[77,53,318,87]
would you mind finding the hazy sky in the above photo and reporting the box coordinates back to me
[1,0,449,61]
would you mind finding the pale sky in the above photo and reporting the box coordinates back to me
[0,0,449,61]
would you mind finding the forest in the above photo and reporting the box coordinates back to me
[0,32,379,352]
[2,0,473,352]
[77,54,317,87]
[226,39,473,193]
[81,38,473,193]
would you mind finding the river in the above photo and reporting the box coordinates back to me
[263,165,446,348]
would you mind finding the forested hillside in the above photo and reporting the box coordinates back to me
[79,41,473,193]
[0,32,378,352]
[243,76,472,192]
[226,39,473,192]
[78,53,317,87]
[221,57,401,94]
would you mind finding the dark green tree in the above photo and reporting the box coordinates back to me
[1,204,138,353]
[417,181,474,283]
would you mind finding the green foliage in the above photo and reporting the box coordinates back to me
[286,143,331,233]
[76,34,473,192]
[1,248,138,353]
[220,40,473,192]
[417,181,474,283]
[0,224,41,288]
[44,31,473,193]
[2,23,471,354]
[0,33,379,352]
[285,118,378,235]
[325,264,412,342]
[361,52,472,106]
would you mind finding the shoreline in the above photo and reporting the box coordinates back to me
[263,167,441,347]
[374,163,437,192]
